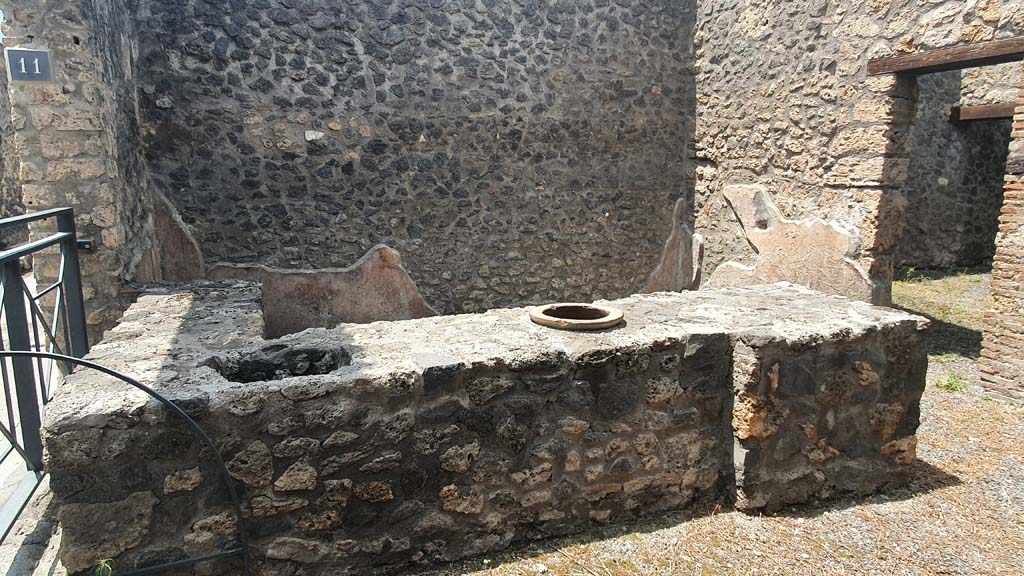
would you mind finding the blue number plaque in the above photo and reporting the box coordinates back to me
[5,48,53,82]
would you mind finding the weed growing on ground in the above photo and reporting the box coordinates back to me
[94,560,113,576]
[902,267,924,282]
[936,371,966,393]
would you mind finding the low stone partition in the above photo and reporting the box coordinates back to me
[43,282,928,575]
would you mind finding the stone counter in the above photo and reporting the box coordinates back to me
[43,282,928,575]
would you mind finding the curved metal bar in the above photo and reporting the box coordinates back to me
[0,351,250,575]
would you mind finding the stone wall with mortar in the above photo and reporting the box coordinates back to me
[694,0,1023,300]
[3,0,158,340]
[981,77,1024,401]
[43,282,928,575]
[133,0,698,315]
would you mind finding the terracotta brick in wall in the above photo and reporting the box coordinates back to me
[980,76,1024,401]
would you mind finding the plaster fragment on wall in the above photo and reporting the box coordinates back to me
[645,198,704,293]
[153,190,204,281]
[209,245,436,337]
[706,185,876,302]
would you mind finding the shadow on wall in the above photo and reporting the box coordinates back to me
[955,119,1012,266]
[643,198,704,293]
[152,190,205,282]
[858,74,920,307]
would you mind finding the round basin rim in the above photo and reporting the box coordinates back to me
[528,303,625,330]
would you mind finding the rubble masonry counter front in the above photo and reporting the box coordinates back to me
[43,283,928,575]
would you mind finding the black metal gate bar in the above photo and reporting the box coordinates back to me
[0,351,251,576]
[0,209,248,574]
[2,260,43,471]
[0,207,90,544]
[54,209,89,359]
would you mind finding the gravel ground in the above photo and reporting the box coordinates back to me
[421,271,1023,576]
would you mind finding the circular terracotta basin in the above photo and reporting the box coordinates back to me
[529,303,624,331]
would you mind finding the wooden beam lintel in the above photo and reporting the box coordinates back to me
[950,102,1021,122]
[869,37,1024,76]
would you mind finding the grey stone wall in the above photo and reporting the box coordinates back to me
[898,63,1017,269]
[694,0,1023,295]
[133,0,698,315]
[5,0,1019,333]
[44,282,928,574]
[899,85,1012,267]
[81,0,157,280]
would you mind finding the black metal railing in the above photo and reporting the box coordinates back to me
[0,209,250,574]
[0,351,250,575]
[0,207,89,542]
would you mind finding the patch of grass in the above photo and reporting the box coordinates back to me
[94,560,113,576]
[892,271,991,359]
[936,371,966,393]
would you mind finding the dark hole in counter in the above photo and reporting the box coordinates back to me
[543,305,611,321]
[215,343,351,383]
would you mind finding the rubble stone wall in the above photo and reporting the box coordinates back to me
[3,0,1021,334]
[694,0,1023,298]
[43,282,928,575]
[132,0,698,315]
